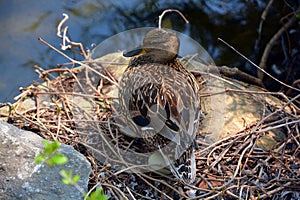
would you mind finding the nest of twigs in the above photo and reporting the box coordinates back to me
[1,56,299,199]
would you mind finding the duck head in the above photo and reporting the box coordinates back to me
[124,28,179,63]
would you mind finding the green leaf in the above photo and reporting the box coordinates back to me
[62,178,70,185]
[34,155,45,164]
[51,153,68,165]
[42,140,50,147]
[43,140,61,155]
[45,153,67,167]
[86,188,108,200]
[42,140,51,154]
[45,158,55,167]
[60,169,68,177]
[50,140,61,152]
[72,175,80,183]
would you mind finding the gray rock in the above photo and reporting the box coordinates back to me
[0,120,91,200]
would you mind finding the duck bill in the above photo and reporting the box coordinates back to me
[123,47,146,57]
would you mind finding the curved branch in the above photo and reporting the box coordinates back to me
[258,15,296,79]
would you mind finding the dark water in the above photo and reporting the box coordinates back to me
[0,0,299,102]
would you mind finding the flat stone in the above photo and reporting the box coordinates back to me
[0,120,91,200]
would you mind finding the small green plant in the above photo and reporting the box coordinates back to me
[85,187,108,200]
[60,169,81,185]
[34,140,68,166]
[34,140,108,200]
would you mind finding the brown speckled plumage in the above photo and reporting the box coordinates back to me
[118,28,200,184]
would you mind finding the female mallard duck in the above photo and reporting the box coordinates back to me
[118,28,200,184]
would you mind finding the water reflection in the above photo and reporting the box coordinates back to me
[0,0,298,102]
